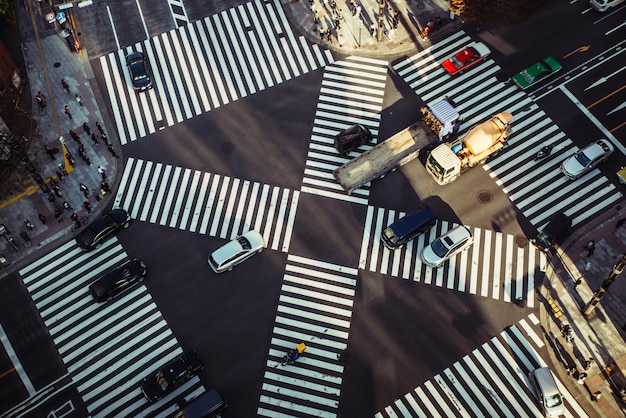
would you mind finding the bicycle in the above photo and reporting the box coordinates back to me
[71,215,89,232]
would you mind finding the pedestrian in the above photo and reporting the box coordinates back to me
[334,17,340,30]
[593,391,602,402]
[70,130,79,141]
[38,213,47,225]
[338,34,345,47]
[96,121,105,134]
[617,217,625,229]
[58,163,68,176]
[63,200,73,210]
[44,145,56,159]
[83,201,92,214]
[101,180,110,194]
[101,133,109,146]
[370,22,376,36]
[585,358,595,370]
[19,231,30,243]
[83,122,91,135]
[325,28,332,42]
[61,79,70,93]
[79,183,89,197]
[97,165,106,180]
[314,12,320,25]
[91,132,99,144]
[75,94,83,106]
[71,212,79,224]
[24,219,35,230]
[36,94,45,110]
[37,91,47,108]
[388,28,395,41]
[92,188,102,202]
[587,244,595,257]
[319,26,325,40]
[55,210,63,223]
[107,144,119,158]
[64,105,72,119]
[577,372,587,384]
[56,170,65,181]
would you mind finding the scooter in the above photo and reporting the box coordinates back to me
[534,144,554,161]
[281,342,307,366]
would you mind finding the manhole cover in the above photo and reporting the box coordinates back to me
[417,3,425,9]
[220,141,233,154]
[496,72,510,83]
[53,62,61,68]
[477,190,492,203]
[515,235,529,247]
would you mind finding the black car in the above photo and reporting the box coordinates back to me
[88,259,147,302]
[126,52,153,92]
[141,351,204,403]
[76,209,131,251]
[334,124,373,155]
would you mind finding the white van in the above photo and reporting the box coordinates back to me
[529,367,565,417]
[590,0,626,11]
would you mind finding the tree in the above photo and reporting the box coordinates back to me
[450,0,548,26]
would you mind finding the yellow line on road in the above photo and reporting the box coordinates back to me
[0,367,16,379]
[587,84,626,109]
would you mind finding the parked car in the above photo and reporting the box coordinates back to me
[441,42,491,76]
[208,230,265,273]
[126,52,153,92]
[560,139,614,179]
[141,351,204,403]
[421,225,473,267]
[334,124,373,155]
[76,209,131,251]
[512,57,562,89]
[89,259,147,302]
[173,388,228,418]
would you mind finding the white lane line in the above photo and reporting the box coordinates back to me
[0,323,36,395]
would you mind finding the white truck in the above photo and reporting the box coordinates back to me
[333,99,461,194]
[425,112,513,185]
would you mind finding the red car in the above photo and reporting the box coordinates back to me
[441,42,491,76]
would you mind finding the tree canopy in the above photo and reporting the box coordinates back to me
[450,0,549,26]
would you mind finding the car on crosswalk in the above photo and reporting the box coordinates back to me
[88,259,147,302]
[441,42,491,76]
[421,225,473,267]
[76,209,131,251]
[208,230,265,273]
[126,52,153,92]
[141,351,204,403]
[512,57,562,89]
[560,139,614,179]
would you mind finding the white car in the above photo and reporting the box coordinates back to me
[208,230,265,273]
[421,225,473,267]
[560,139,614,179]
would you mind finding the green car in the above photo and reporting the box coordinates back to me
[512,57,562,89]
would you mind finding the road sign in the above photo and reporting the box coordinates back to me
[58,3,73,10]
[45,12,55,23]
[56,12,66,24]
[78,0,93,7]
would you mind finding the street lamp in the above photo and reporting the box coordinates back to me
[583,252,626,316]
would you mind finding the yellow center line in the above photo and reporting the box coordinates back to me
[0,367,16,379]
[587,84,626,109]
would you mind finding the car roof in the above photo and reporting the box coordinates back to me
[441,225,472,245]
[211,230,264,264]
[581,139,613,158]
[126,52,144,63]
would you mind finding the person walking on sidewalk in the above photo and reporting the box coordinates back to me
[83,201,92,214]
[79,183,89,198]
[101,133,109,146]
[92,188,102,202]
[577,372,588,384]
[64,105,72,119]
[96,121,105,135]
[38,213,47,225]
[63,201,73,211]
[107,144,119,158]
[75,94,83,106]
[70,130,80,141]
[55,210,63,223]
[584,240,595,257]
[97,165,106,180]
[61,79,70,93]
[100,180,110,194]
[584,358,595,370]
[83,122,91,135]
[616,217,625,229]
[91,133,99,144]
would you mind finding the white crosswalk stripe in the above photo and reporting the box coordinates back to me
[18,239,202,418]
[375,314,586,418]
[301,56,388,205]
[113,158,299,252]
[257,254,358,417]
[360,206,543,307]
[392,30,622,229]
[98,0,334,144]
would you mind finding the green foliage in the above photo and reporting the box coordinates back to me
[450,0,549,26]
[0,0,13,21]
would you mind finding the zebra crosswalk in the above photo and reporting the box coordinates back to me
[360,206,543,307]
[375,314,586,418]
[257,255,358,417]
[18,238,203,418]
[114,158,299,252]
[99,0,334,144]
[301,56,388,205]
[392,30,622,229]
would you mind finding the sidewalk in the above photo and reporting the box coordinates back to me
[282,0,462,59]
[0,1,118,273]
[541,208,626,417]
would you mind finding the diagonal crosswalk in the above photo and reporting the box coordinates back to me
[360,206,542,307]
[301,56,388,205]
[98,0,334,144]
[114,158,300,252]
[257,255,358,417]
[18,239,203,418]
[392,30,622,229]
[375,314,586,418]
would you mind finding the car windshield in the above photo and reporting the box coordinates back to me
[237,236,252,250]
[430,238,449,258]
[545,394,562,408]
[449,56,462,69]
[574,151,592,167]
[156,371,168,390]
[520,70,534,83]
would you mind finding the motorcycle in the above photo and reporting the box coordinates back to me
[534,144,554,161]
[281,342,307,366]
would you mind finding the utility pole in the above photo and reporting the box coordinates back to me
[376,0,385,42]
[583,252,626,316]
